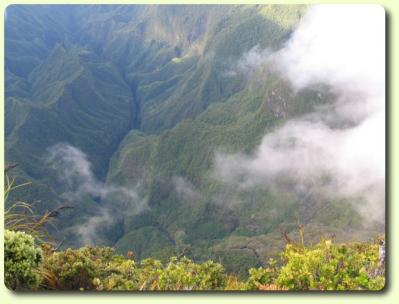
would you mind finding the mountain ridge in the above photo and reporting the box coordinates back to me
[5,4,382,277]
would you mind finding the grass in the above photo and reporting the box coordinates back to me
[4,173,56,242]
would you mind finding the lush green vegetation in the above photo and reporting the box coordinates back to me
[3,174,385,291]
[4,230,43,290]
[5,229,384,291]
[5,4,384,279]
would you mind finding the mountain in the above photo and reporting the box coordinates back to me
[5,4,383,277]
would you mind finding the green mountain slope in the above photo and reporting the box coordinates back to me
[5,4,382,277]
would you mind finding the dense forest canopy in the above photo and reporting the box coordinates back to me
[4,4,385,284]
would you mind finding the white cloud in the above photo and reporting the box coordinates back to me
[215,4,385,222]
[237,45,271,75]
[173,176,200,201]
[223,45,271,77]
[47,143,148,245]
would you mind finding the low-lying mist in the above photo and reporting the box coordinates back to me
[215,4,385,223]
[46,143,148,245]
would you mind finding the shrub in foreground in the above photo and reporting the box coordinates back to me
[41,246,115,290]
[40,247,227,291]
[246,239,385,291]
[5,229,384,291]
[4,229,43,290]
